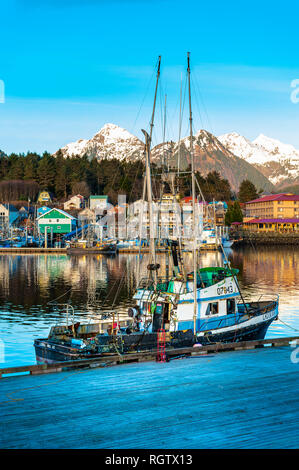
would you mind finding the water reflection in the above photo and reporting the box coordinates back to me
[0,247,298,367]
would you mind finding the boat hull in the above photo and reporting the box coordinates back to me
[34,303,278,364]
[197,315,277,345]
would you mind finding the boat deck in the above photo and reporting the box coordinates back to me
[0,344,298,449]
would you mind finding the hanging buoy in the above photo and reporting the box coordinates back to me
[147,263,160,271]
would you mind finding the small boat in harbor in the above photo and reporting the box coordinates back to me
[66,239,117,254]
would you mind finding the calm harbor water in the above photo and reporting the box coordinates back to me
[0,246,298,368]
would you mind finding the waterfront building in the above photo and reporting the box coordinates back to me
[243,218,299,233]
[89,195,109,212]
[0,204,19,230]
[245,193,299,220]
[37,190,52,204]
[37,206,51,218]
[77,207,96,227]
[64,195,84,211]
[36,208,76,235]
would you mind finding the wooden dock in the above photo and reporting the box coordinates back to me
[1,336,297,379]
[0,337,298,449]
[0,248,67,254]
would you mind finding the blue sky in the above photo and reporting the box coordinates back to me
[1,0,299,154]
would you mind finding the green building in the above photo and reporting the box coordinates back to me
[89,195,108,211]
[37,208,76,235]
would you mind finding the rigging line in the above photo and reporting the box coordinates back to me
[159,78,165,146]
[103,58,162,308]
[277,318,299,332]
[192,69,214,135]
[178,72,188,174]
[131,61,158,136]
[190,74,205,130]
[47,287,73,305]
[102,70,162,307]
[96,160,145,308]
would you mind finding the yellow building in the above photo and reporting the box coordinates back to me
[37,190,52,204]
[243,218,299,233]
[245,193,299,219]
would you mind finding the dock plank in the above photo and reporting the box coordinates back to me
[0,346,298,449]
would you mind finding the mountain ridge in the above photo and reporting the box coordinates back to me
[54,123,278,192]
[218,132,299,188]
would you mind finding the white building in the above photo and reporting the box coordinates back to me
[89,195,109,212]
[64,195,84,211]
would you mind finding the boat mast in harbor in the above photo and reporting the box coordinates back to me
[137,56,161,284]
[187,52,198,336]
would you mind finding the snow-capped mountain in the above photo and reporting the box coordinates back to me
[151,129,273,191]
[218,132,299,187]
[56,123,144,161]
[54,124,274,191]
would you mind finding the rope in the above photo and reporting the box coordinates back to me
[112,338,124,362]
[277,318,299,332]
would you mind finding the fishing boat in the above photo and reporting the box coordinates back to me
[34,53,279,364]
[117,238,148,252]
[221,236,234,248]
[67,238,117,254]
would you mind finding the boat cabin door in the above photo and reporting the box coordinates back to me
[152,301,170,332]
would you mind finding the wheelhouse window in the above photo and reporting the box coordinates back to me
[227,299,235,315]
[206,302,219,315]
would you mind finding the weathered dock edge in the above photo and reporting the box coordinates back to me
[1,335,297,379]
[0,248,67,254]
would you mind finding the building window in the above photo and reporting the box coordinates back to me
[227,299,235,315]
[206,302,219,315]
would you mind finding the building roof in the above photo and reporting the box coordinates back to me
[90,195,108,200]
[37,207,76,220]
[180,196,207,204]
[245,218,299,224]
[66,194,84,201]
[246,193,299,204]
[3,204,18,211]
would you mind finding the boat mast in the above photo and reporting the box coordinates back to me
[137,56,161,284]
[142,129,156,273]
[187,52,197,336]
[163,94,167,172]
[177,72,183,181]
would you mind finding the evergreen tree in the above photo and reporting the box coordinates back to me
[225,201,243,226]
[8,153,24,180]
[37,152,56,191]
[55,152,68,199]
[238,179,259,203]
[23,153,40,181]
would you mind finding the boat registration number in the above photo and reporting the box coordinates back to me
[217,285,233,296]
[263,310,276,321]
